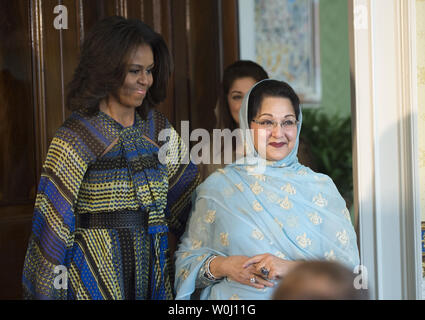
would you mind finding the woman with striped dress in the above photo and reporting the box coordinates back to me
[22,16,199,300]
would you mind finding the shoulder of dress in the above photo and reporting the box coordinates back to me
[56,111,111,160]
[61,110,98,131]
[147,109,172,130]
[140,109,174,145]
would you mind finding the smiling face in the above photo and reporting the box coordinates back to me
[227,77,257,124]
[250,96,298,161]
[112,44,154,109]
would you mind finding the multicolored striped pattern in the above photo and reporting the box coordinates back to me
[22,108,200,299]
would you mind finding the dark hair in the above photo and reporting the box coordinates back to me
[66,16,171,118]
[272,261,369,300]
[247,80,300,124]
[216,60,268,131]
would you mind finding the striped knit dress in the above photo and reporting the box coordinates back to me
[22,108,200,300]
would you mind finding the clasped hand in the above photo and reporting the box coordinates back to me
[210,254,298,289]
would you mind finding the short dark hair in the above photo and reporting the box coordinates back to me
[247,80,300,124]
[272,261,369,300]
[216,60,269,131]
[66,16,171,118]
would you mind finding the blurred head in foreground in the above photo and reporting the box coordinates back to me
[272,260,369,300]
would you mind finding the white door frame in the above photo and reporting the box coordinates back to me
[349,0,422,299]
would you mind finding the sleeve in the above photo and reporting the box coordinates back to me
[160,120,201,239]
[22,130,90,299]
[195,254,222,288]
[174,195,226,300]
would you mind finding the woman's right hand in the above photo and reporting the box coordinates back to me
[210,255,274,289]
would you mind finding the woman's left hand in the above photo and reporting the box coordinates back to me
[242,253,299,281]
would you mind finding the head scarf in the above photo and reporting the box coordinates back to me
[237,79,301,167]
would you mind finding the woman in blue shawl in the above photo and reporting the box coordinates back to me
[174,79,359,300]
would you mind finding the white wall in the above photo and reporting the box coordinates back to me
[416,0,425,223]
[352,0,422,299]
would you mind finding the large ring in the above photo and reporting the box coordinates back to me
[249,276,256,284]
[260,267,270,278]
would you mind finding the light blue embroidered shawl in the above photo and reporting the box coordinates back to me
[174,80,360,300]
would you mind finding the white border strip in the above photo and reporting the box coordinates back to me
[238,0,256,60]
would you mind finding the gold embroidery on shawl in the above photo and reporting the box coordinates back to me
[251,229,264,240]
[281,183,296,195]
[308,212,323,225]
[252,200,263,212]
[336,230,349,246]
[250,181,264,195]
[220,233,229,247]
[191,239,202,250]
[205,210,216,224]
[279,196,293,210]
[235,183,244,192]
[178,269,190,280]
[296,233,312,248]
[325,250,337,261]
[313,193,328,207]
[297,169,308,176]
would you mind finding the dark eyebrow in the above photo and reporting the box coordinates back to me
[129,63,155,69]
[257,113,273,117]
[257,113,296,118]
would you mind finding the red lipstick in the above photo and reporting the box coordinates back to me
[269,142,286,148]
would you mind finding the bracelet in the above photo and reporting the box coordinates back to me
[203,255,223,281]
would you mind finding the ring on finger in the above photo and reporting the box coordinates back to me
[249,276,256,284]
[260,267,269,278]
